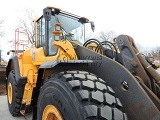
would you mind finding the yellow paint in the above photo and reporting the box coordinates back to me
[22,82,35,105]
[19,39,77,105]
[53,40,78,60]
[42,105,63,120]
[16,47,38,105]
[52,30,62,36]
[8,82,13,104]
[85,43,103,54]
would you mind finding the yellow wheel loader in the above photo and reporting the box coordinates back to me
[6,6,160,120]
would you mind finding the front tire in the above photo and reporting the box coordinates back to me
[37,71,128,120]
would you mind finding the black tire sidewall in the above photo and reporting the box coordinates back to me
[37,79,84,120]
[7,71,17,115]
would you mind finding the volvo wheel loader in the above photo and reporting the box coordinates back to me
[6,6,160,120]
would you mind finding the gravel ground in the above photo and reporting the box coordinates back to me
[156,68,160,74]
[0,95,32,120]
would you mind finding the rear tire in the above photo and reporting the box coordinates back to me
[37,71,128,120]
[7,70,31,116]
[7,70,22,116]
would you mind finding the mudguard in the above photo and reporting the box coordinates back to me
[6,56,27,85]
[39,59,93,69]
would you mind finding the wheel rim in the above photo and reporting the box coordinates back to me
[42,105,63,120]
[8,82,13,104]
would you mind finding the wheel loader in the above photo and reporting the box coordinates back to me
[6,6,160,120]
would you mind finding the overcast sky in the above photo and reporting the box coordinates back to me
[0,0,160,51]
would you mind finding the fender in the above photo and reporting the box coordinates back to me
[39,59,93,69]
[6,56,27,85]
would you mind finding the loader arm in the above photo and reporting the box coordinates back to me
[83,34,160,119]
[116,35,160,111]
[75,44,160,120]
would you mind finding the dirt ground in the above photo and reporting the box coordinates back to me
[0,67,6,95]
[0,83,6,95]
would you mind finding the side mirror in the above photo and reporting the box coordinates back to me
[43,8,51,21]
[90,21,95,32]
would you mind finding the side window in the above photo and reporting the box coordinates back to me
[37,17,45,47]
[36,15,57,56]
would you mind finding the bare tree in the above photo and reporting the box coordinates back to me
[135,42,144,53]
[151,50,156,57]
[98,30,117,42]
[153,47,160,57]
[144,46,160,57]
[85,31,94,41]
[17,9,36,44]
[83,23,97,42]
[85,28,97,41]
[0,20,4,37]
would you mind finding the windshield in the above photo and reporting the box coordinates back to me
[70,24,84,43]
[56,14,82,33]
[49,13,85,44]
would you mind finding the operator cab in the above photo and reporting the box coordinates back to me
[35,7,95,56]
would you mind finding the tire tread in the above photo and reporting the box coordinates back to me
[59,70,127,120]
